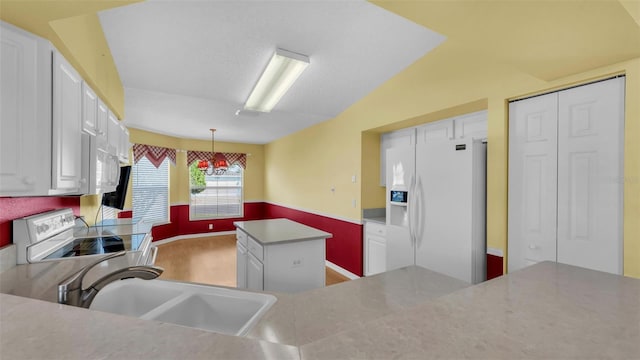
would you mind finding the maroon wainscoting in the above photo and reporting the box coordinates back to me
[263,203,363,277]
[0,197,81,247]
[117,210,132,219]
[151,202,267,241]
[487,254,504,280]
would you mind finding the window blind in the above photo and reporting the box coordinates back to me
[133,157,169,223]
[190,164,243,219]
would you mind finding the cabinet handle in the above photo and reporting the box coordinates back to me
[22,176,35,185]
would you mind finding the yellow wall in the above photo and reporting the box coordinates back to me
[266,14,640,279]
[129,129,265,205]
[264,0,640,278]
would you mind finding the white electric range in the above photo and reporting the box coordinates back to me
[12,208,155,265]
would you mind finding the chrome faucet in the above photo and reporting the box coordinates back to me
[58,251,164,308]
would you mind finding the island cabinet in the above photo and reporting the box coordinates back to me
[234,219,332,293]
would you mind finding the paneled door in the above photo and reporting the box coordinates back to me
[556,78,624,274]
[508,77,624,275]
[508,92,559,273]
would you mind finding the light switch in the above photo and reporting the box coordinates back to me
[351,175,357,183]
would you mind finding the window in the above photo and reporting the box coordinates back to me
[133,157,169,223]
[189,162,243,219]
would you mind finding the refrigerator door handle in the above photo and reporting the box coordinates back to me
[407,175,416,246]
[415,176,425,248]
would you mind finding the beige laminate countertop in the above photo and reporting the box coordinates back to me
[1,262,639,359]
[234,218,332,245]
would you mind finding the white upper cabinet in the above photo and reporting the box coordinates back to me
[118,123,130,164]
[52,50,83,192]
[416,119,454,143]
[379,128,415,186]
[96,99,109,152]
[0,20,122,197]
[380,111,487,186]
[81,82,98,135]
[453,110,488,140]
[107,110,120,156]
[0,22,52,196]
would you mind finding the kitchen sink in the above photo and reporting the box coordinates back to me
[90,279,183,317]
[89,278,277,336]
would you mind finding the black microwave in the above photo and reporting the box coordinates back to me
[390,190,408,203]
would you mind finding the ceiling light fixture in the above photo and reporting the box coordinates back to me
[197,129,228,175]
[243,48,310,113]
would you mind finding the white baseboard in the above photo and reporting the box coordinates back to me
[487,247,504,257]
[325,260,360,280]
[0,244,16,273]
[152,231,236,246]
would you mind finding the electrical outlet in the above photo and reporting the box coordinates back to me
[352,199,357,208]
[292,258,303,267]
[208,224,213,230]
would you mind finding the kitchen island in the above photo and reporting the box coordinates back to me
[234,218,332,293]
[1,262,639,358]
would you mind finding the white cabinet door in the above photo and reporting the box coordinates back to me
[366,234,386,276]
[416,119,454,144]
[236,242,248,289]
[107,110,120,156]
[81,82,98,135]
[52,50,82,192]
[556,78,624,275]
[96,99,109,152]
[247,253,263,291]
[380,128,415,186]
[118,123,130,164]
[454,111,487,140]
[104,153,120,192]
[508,92,559,273]
[0,22,51,195]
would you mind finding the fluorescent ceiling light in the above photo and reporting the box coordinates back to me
[244,48,310,113]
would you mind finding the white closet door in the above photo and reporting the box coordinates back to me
[556,78,624,275]
[508,92,559,273]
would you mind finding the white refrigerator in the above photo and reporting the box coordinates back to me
[386,138,486,284]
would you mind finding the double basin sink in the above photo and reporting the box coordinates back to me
[90,278,276,336]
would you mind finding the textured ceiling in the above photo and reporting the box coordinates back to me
[98,0,445,143]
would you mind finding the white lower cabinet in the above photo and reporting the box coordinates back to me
[236,228,326,293]
[364,222,387,276]
[247,253,264,291]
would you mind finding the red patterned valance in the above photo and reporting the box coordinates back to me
[133,144,176,168]
[187,151,246,169]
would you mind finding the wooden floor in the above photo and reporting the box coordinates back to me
[154,234,350,287]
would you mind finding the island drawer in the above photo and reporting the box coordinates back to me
[248,236,264,261]
[236,229,248,247]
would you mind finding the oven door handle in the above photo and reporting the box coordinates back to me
[148,246,159,265]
